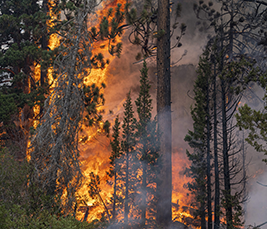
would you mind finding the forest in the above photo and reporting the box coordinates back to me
[0,0,267,228]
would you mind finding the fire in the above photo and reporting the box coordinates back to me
[29,0,60,161]
[32,0,60,129]
[75,0,126,221]
[31,0,198,226]
[172,148,198,226]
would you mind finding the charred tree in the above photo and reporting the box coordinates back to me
[30,0,101,212]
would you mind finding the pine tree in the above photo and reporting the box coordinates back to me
[184,48,212,228]
[236,81,267,159]
[121,92,137,225]
[192,1,265,227]
[135,60,159,227]
[29,0,100,213]
[108,116,122,221]
[0,0,50,157]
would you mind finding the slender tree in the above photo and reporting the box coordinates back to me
[185,47,212,229]
[121,92,137,225]
[135,60,159,227]
[108,116,121,221]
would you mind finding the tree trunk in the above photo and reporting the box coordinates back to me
[206,76,212,229]
[221,79,233,229]
[141,161,147,227]
[41,0,48,87]
[213,61,220,229]
[200,198,206,229]
[124,151,129,224]
[112,170,117,220]
[156,0,172,226]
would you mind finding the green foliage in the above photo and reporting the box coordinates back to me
[0,92,17,124]
[83,83,110,136]
[121,92,137,153]
[221,191,244,228]
[135,60,159,226]
[109,117,121,173]
[106,61,159,226]
[0,148,29,208]
[0,204,102,229]
[0,0,51,151]
[88,3,125,58]
[0,148,104,228]
[236,91,267,160]
[184,48,211,221]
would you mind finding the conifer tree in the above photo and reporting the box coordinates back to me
[236,81,267,159]
[185,48,212,228]
[30,0,101,213]
[0,0,50,157]
[108,116,122,221]
[135,60,159,227]
[121,92,137,225]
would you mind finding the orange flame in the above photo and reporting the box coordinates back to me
[32,0,198,226]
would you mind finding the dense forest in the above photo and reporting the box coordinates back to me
[1,0,267,228]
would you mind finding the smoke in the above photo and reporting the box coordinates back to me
[245,171,267,229]
[239,83,267,227]
[81,0,267,225]
[171,0,212,66]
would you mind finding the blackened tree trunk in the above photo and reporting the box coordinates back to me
[41,0,49,87]
[113,171,117,220]
[206,75,212,229]
[221,79,233,229]
[141,160,147,227]
[125,150,129,223]
[213,58,220,229]
[156,0,172,226]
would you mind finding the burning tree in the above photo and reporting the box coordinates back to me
[29,0,123,212]
[28,0,127,214]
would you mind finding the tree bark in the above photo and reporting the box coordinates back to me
[213,60,220,229]
[41,0,49,87]
[124,150,129,224]
[206,75,212,229]
[156,0,172,226]
[221,79,233,229]
[112,170,117,220]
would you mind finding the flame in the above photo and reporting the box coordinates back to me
[29,0,60,161]
[172,148,197,226]
[31,0,198,226]
[75,0,126,221]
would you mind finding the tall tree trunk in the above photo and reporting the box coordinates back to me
[112,170,117,221]
[206,76,212,229]
[228,0,234,61]
[213,60,220,229]
[200,197,206,229]
[156,0,172,226]
[221,79,233,229]
[124,151,129,224]
[141,162,147,227]
[41,0,48,87]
